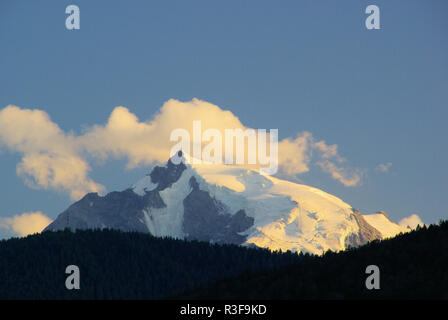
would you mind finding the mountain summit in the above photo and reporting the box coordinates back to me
[45,155,408,254]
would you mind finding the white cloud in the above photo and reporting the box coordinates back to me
[278,133,362,187]
[317,160,363,187]
[277,131,312,176]
[80,99,247,168]
[313,140,340,160]
[0,211,52,237]
[375,162,392,173]
[0,106,105,200]
[398,214,425,230]
[0,99,364,199]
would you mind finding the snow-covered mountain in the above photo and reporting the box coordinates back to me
[45,154,409,254]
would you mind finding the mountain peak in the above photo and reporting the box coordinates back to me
[45,155,410,254]
[150,153,187,191]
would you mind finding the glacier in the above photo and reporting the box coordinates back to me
[45,155,409,254]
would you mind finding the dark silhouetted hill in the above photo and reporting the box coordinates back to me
[1,221,447,300]
[0,229,299,299]
[177,221,448,299]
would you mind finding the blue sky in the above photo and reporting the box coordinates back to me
[0,0,447,238]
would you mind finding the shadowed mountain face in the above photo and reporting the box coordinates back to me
[45,157,254,245]
[344,210,383,248]
[44,190,165,234]
[150,154,187,191]
[183,176,254,244]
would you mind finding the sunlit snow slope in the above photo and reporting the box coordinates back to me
[46,156,409,255]
[363,212,408,239]
[131,161,408,254]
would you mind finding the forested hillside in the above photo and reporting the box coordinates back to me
[1,221,447,300]
[178,221,448,299]
[0,229,299,299]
